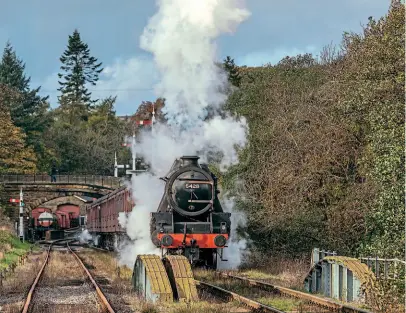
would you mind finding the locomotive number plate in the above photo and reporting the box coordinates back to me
[185,183,200,189]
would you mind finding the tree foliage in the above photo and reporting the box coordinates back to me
[58,29,103,106]
[0,42,52,170]
[223,56,241,87]
[0,85,37,173]
[46,97,129,174]
[333,4,405,257]
[222,4,404,258]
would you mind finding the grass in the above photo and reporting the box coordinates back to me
[41,250,87,285]
[0,230,33,270]
[0,250,45,313]
[257,296,302,311]
[237,254,310,290]
[194,269,319,312]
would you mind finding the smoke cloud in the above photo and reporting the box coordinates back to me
[117,0,251,269]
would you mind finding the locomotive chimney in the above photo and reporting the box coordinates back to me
[180,156,199,167]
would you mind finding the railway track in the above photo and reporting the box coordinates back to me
[196,271,373,313]
[196,279,286,313]
[21,240,115,313]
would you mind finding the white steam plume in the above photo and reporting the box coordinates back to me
[78,229,93,244]
[117,0,251,269]
[217,197,249,269]
[140,0,250,126]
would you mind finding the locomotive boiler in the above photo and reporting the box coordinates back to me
[150,156,231,268]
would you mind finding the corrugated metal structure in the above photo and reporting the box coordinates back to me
[132,255,173,303]
[163,255,198,302]
[304,248,375,303]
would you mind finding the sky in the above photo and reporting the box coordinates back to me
[0,0,391,115]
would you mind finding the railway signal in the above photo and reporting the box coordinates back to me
[19,188,24,242]
[115,113,155,177]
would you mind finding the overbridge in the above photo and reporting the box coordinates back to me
[0,174,124,213]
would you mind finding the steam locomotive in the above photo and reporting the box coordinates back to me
[150,156,231,268]
[86,156,231,269]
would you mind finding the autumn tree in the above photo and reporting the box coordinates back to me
[0,85,37,173]
[0,42,51,169]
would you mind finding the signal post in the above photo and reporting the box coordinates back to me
[10,188,25,242]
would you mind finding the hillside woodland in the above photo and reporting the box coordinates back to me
[221,3,404,261]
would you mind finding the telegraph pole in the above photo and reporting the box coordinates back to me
[19,188,24,242]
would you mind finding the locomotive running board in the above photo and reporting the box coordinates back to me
[132,254,198,303]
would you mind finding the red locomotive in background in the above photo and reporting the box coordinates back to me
[28,204,82,241]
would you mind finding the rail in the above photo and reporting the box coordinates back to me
[67,242,115,313]
[21,240,56,313]
[218,272,372,313]
[20,239,116,313]
[0,174,123,189]
[195,280,285,313]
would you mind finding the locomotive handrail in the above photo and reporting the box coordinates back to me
[0,174,123,189]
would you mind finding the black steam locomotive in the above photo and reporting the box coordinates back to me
[150,156,231,268]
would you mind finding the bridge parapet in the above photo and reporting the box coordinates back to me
[0,174,123,189]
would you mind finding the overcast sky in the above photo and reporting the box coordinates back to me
[1,0,390,115]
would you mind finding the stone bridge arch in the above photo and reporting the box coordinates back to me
[0,175,124,220]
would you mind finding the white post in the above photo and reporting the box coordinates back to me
[114,152,118,177]
[19,188,24,242]
[151,104,156,132]
[132,133,136,171]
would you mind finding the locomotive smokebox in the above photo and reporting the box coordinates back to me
[180,156,199,166]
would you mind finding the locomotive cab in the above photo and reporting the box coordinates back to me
[150,156,231,269]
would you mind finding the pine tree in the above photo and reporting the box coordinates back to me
[58,29,103,106]
[223,56,241,87]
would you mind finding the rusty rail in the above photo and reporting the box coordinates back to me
[217,272,372,313]
[20,240,116,313]
[196,279,285,313]
[21,240,61,313]
[67,242,116,313]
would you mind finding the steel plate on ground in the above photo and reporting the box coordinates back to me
[163,255,198,302]
[133,254,173,303]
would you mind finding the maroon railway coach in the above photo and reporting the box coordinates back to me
[86,186,133,249]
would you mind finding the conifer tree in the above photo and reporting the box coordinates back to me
[0,42,51,169]
[223,56,241,87]
[0,41,50,132]
[58,29,103,107]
